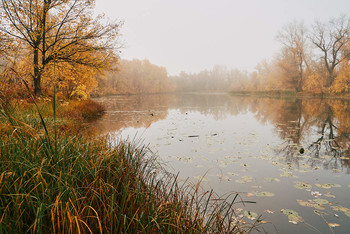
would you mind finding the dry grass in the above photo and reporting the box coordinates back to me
[58,99,105,121]
[0,96,261,233]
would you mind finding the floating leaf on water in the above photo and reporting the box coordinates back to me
[313,199,329,205]
[258,220,268,224]
[298,169,313,173]
[301,164,312,169]
[315,183,341,189]
[324,191,336,198]
[281,209,303,224]
[251,185,263,189]
[297,200,325,210]
[346,211,350,218]
[297,200,317,208]
[332,169,341,173]
[244,210,258,220]
[294,182,312,190]
[249,191,275,197]
[264,177,281,182]
[328,223,341,228]
[255,191,275,197]
[235,176,253,184]
[265,210,275,214]
[280,171,298,178]
[314,210,327,216]
[331,206,350,217]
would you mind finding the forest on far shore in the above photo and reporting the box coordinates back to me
[77,15,350,97]
[1,9,350,98]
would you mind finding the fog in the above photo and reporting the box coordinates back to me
[95,0,350,75]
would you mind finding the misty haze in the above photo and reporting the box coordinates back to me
[1,0,350,233]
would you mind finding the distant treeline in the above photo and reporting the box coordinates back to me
[97,15,350,96]
[2,9,350,99]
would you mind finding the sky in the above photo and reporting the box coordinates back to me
[95,0,350,75]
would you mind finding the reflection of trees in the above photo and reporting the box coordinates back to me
[170,94,249,120]
[261,98,350,172]
[89,93,350,171]
[91,94,176,134]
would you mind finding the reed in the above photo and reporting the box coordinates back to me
[0,95,260,233]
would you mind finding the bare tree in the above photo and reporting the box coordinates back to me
[310,15,350,87]
[0,0,121,96]
[277,21,308,92]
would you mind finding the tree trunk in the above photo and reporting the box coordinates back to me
[325,72,335,88]
[33,47,41,96]
[297,62,303,92]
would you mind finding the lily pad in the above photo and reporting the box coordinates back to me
[244,210,258,220]
[280,169,298,178]
[331,206,350,217]
[248,191,275,197]
[297,200,316,208]
[235,176,253,184]
[324,191,336,198]
[281,209,303,224]
[314,210,327,216]
[297,200,325,210]
[294,182,312,190]
[313,199,329,205]
[264,177,281,182]
[315,183,341,189]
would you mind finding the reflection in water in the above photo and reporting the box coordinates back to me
[91,93,350,233]
[94,94,350,172]
[93,94,174,133]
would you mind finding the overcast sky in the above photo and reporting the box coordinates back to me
[95,0,350,75]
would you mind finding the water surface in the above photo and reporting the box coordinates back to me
[93,93,350,233]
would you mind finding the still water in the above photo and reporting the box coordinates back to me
[93,93,350,233]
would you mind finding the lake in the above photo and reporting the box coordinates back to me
[92,93,350,233]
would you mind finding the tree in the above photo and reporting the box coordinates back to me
[0,0,120,96]
[310,15,350,87]
[276,21,308,92]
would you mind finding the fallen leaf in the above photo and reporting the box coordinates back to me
[328,223,341,228]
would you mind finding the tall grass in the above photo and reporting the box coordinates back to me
[0,95,259,233]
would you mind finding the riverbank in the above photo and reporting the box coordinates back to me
[0,97,258,233]
[230,90,350,100]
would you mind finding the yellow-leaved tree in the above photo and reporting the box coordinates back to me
[0,0,121,97]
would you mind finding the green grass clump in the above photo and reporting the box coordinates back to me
[0,96,258,233]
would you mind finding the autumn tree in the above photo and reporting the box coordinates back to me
[277,21,308,91]
[0,0,120,96]
[310,15,350,87]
